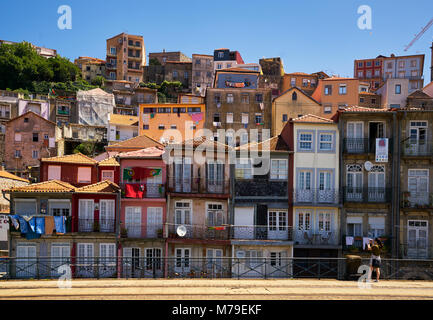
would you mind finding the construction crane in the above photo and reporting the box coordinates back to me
[404,17,433,51]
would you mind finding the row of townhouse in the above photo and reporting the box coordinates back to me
[3,103,433,279]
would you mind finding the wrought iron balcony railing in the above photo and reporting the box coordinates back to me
[343,138,393,154]
[231,225,293,241]
[343,187,392,203]
[294,229,340,246]
[293,188,339,205]
[78,218,115,233]
[402,142,433,157]
[234,179,288,197]
[401,191,433,208]
[168,177,229,194]
[166,224,230,240]
[120,223,164,239]
[120,182,166,198]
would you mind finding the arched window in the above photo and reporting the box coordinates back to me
[292,92,297,101]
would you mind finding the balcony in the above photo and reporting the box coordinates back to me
[293,189,339,205]
[106,63,117,69]
[343,138,393,154]
[120,223,164,239]
[294,229,339,246]
[231,225,293,241]
[235,179,287,198]
[78,219,115,233]
[168,177,229,195]
[402,142,433,157]
[343,187,392,203]
[167,224,229,240]
[401,191,433,209]
[120,182,165,199]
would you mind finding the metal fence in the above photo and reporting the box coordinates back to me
[1,257,433,281]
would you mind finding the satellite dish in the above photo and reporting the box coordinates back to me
[364,161,373,171]
[176,225,187,237]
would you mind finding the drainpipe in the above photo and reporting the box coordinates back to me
[338,116,344,257]
[116,190,121,278]
[164,193,170,278]
[394,112,401,258]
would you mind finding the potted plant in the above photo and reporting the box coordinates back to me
[120,226,128,238]
[157,228,163,238]
[93,221,100,232]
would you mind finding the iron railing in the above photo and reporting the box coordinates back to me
[293,188,339,205]
[168,177,229,194]
[167,224,230,240]
[293,230,340,246]
[401,191,433,208]
[78,219,115,233]
[120,223,164,239]
[231,225,293,241]
[343,187,392,203]
[234,180,288,197]
[120,182,165,198]
[402,142,433,156]
[2,257,433,280]
[343,138,393,154]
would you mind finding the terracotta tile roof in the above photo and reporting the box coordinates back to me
[217,67,259,73]
[93,151,119,162]
[5,180,76,193]
[273,87,321,105]
[75,180,120,193]
[7,111,56,126]
[109,114,139,126]
[359,92,379,95]
[176,136,231,151]
[339,106,391,112]
[41,153,97,165]
[0,170,29,183]
[98,157,120,167]
[292,114,334,123]
[118,147,165,158]
[106,134,163,151]
[323,77,357,81]
[285,72,311,76]
[236,136,290,152]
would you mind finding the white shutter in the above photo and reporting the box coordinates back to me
[48,166,61,180]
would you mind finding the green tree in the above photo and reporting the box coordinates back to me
[91,76,105,87]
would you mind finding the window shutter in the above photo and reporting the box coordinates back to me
[245,251,250,268]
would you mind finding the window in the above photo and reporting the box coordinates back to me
[158,124,165,130]
[77,167,92,183]
[298,132,313,151]
[172,70,178,78]
[255,94,263,102]
[410,60,417,67]
[195,59,201,65]
[214,94,221,104]
[346,164,363,200]
[217,63,222,69]
[302,79,308,87]
[175,202,191,225]
[366,71,372,78]
[366,61,372,67]
[318,211,332,232]
[218,52,224,58]
[324,104,332,114]
[195,71,201,77]
[371,98,376,104]
[226,113,233,123]
[0,105,10,118]
[226,63,232,68]
[347,220,362,237]
[270,252,283,267]
[110,47,116,55]
[235,158,252,179]
[409,121,427,145]
[24,118,29,123]
[395,84,401,94]
[207,249,223,270]
[170,125,177,129]
[144,248,162,270]
[411,81,418,89]
[358,62,363,67]
[32,133,38,142]
[324,85,332,95]
[399,60,405,68]
[375,61,381,66]
[242,113,249,124]
[282,114,288,122]
[32,150,38,159]
[142,125,149,130]
[358,71,363,78]
[207,203,224,226]
[291,78,296,86]
[297,210,311,231]
[57,105,70,115]
[48,165,61,180]
[255,113,263,124]
[374,70,381,77]
[175,248,190,271]
[213,113,221,123]
[339,84,347,95]
[101,170,114,183]
[360,97,365,103]
[241,93,249,103]
[15,133,21,142]
[184,71,188,79]
[270,159,287,180]
[292,92,297,100]
[15,150,21,158]
[226,93,234,103]
[319,132,333,151]
[368,217,385,238]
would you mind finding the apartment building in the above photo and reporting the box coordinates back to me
[213,48,244,71]
[106,33,145,83]
[74,57,106,83]
[192,54,214,96]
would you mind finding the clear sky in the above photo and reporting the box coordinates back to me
[1,0,433,80]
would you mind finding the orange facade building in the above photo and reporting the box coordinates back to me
[138,104,205,143]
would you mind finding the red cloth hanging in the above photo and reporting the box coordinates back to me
[125,184,145,198]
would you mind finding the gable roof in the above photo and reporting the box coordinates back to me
[41,153,97,165]
[98,157,120,166]
[174,136,231,151]
[292,114,335,124]
[5,180,76,193]
[338,106,391,113]
[0,170,29,183]
[7,111,56,126]
[407,89,433,99]
[273,86,321,105]
[109,114,139,126]
[105,134,163,151]
[118,147,165,159]
[75,180,120,193]
[236,136,290,152]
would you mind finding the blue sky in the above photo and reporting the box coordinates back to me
[1,0,433,80]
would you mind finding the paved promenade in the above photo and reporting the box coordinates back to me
[1,279,433,299]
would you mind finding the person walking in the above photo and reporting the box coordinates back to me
[367,238,383,282]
